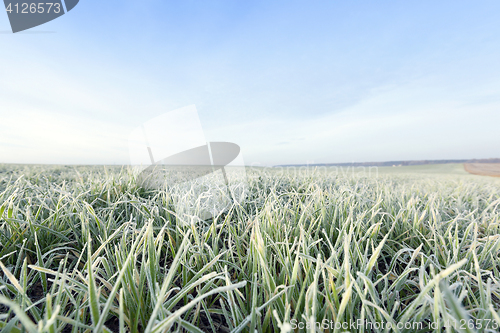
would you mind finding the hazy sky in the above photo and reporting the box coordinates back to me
[1,0,499,166]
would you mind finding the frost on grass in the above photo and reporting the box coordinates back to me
[0,164,500,332]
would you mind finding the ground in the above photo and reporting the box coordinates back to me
[464,163,500,177]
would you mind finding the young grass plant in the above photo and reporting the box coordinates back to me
[1,164,500,332]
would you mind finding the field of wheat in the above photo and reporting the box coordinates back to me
[1,164,500,332]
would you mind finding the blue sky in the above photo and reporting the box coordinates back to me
[1,0,499,165]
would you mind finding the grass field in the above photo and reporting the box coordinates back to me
[1,164,500,332]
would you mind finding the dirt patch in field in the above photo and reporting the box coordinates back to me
[464,163,500,177]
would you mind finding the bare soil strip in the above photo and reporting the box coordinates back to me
[464,163,500,177]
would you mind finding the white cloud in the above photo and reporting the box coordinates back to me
[204,77,500,165]
[0,109,129,164]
